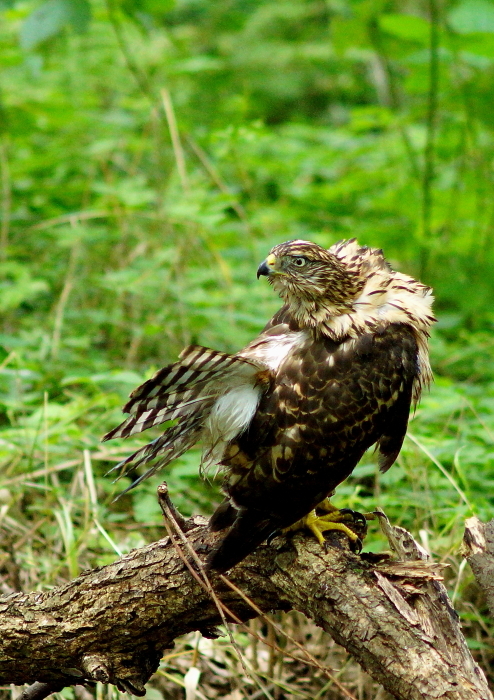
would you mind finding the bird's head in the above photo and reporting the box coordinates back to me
[257,240,364,320]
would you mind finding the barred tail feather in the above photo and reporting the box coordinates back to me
[104,390,216,440]
[111,445,191,500]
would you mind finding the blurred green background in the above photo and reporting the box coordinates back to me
[1,0,494,691]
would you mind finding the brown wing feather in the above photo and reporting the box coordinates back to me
[104,345,268,492]
[103,346,263,441]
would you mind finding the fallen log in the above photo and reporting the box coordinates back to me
[0,489,491,700]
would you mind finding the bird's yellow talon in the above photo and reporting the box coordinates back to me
[305,510,360,544]
[284,499,368,549]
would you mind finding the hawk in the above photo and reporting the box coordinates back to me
[104,239,435,572]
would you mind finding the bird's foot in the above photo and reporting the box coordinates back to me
[316,498,377,523]
[284,502,372,554]
[309,510,365,553]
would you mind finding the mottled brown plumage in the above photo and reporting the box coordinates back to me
[104,239,435,571]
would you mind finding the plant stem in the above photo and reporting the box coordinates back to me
[421,0,440,279]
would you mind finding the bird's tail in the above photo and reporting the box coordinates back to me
[207,508,276,573]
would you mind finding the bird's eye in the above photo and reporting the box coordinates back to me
[293,257,307,267]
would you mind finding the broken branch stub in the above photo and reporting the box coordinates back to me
[462,516,494,618]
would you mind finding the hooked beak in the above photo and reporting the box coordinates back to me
[257,253,277,279]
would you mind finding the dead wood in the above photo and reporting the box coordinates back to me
[462,516,494,618]
[0,496,491,700]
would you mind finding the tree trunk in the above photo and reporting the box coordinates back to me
[0,496,491,700]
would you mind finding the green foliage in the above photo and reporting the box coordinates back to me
[20,0,91,50]
[1,0,494,691]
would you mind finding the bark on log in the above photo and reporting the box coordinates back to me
[0,501,491,700]
[462,516,494,619]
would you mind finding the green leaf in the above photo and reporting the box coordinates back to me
[20,0,68,49]
[379,13,431,43]
[121,0,174,18]
[0,262,48,311]
[132,492,163,523]
[67,0,91,32]
[171,56,225,74]
[449,0,494,33]
[457,33,494,57]
[20,0,91,50]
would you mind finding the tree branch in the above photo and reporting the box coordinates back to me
[0,503,491,700]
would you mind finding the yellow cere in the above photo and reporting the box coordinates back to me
[266,253,277,266]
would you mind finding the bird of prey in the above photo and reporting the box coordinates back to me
[104,239,435,572]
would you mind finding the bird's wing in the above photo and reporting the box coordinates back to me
[106,415,205,496]
[103,345,268,491]
[104,345,265,440]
